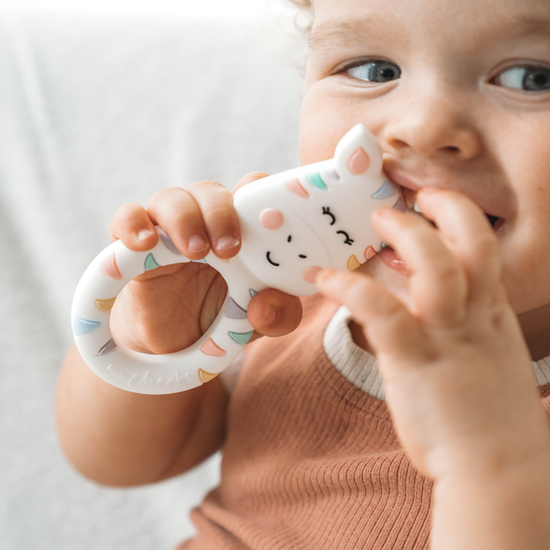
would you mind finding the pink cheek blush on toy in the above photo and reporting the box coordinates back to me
[260,208,284,230]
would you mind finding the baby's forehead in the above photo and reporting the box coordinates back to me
[309,0,550,25]
[308,0,550,53]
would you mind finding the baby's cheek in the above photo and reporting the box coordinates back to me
[298,104,344,165]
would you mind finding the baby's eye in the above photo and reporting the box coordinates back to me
[494,65,550,92]
[343,59,401,83]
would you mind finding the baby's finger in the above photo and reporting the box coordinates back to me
[186,180,241,259]
[246,288,303,338]
[232,171,270,194]
[146,187,211,260]
[415,188,501,305]
[109,203,158,251]
[316,270,426,364]
[373,208,468,327]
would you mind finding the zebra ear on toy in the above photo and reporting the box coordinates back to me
[334,123,383,180]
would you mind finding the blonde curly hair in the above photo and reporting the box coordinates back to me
[286,0,313,35]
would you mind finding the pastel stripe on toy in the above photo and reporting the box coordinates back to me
[225,297,248,319]
[72,316,101,335]
[198,369,219,383]
[285,178,309,198]
[100,252,122,280]
[158,228,182,255]
[98,338,117,356]
[372,179,397,199]
[95,297,116,312]
[145,253,160,271]
[229,330,254,345]
[307,172,328,190]
[200,338,226,357]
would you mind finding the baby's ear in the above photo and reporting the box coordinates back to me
[334,124,383,179]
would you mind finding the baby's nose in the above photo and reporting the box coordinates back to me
[381,92,482,161]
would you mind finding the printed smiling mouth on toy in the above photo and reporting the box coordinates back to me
[266,232,311,269]
[266,251,280,266]
[265,219,356,269]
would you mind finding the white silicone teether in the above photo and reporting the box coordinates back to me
[72,124,404,394]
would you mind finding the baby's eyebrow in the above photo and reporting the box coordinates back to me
[511,15,550,38]
[480,14,550,45]
[308,14,550,57]
[308,19,390,56]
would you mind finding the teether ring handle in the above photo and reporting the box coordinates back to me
[72,228,261,395]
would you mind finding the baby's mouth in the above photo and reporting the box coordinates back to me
[401,189,504,233]
[376,186,505,274]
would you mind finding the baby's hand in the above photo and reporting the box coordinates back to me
[317,188,550,482]
[109,173,302,356]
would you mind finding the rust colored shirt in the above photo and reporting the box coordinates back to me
[178,294,550,550]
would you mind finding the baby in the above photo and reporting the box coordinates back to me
[57,0,550,548]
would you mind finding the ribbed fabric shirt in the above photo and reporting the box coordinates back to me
[177,294,550,550]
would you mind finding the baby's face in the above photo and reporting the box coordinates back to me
[300,0,550,352]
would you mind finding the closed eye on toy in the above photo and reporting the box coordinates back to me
[337,230,354,245]
[322,206,336,225]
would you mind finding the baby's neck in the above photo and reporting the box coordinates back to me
[518,304,550,362]
[348,319,376,355]
[351,307,550,363]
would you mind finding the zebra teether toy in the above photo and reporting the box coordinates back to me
[72,124,404,394]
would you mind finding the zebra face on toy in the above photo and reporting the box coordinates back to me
[233,123,404,297]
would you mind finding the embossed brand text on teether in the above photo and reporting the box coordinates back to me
[128,371,192,390]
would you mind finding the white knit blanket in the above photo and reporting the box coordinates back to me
[0,12,300,550]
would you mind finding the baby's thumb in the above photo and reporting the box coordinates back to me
[247,288,303,338]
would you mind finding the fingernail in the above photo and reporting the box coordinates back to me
[188,234,209,252]
[316,269,337,284]
[216,235,240,251]
[375,207,396,218]
[137,229,154,241]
